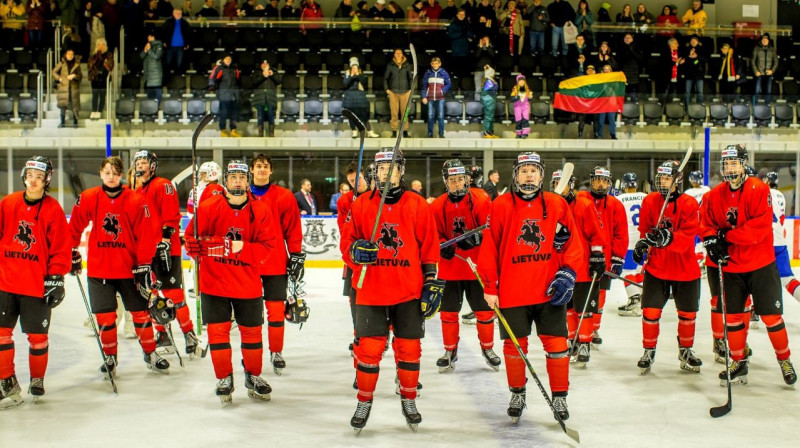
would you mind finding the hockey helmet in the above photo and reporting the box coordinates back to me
[622,172,639,190]
[373,148,405,190]
[21,156,54,191]
[199,161,221,182]
[148,294,176,326]
[744,165,757,177]
[720,144,748,188]
[285,298,310,325]
[513,152,545,197]
[655,160,680,196]
[133,150,158,177]
[688,170,703,186]
[765,171,779,189]
[469,165,484,188]
[589,166,612,196]
[224,160,250,196]
[442,159,469,198]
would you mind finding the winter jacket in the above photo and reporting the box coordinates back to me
[447,18,473,57]
[161,16,191,48]
[88,50,114,87]
[617,42,642,85]
[422,67,452,101]
[498,9,524,37]
[1,0,25,29]
[57,0,81,27]
[210,63,240,102]
[574,10,593,33]
[53,57,82,111]
[141,40,164,87]
[26,0,49,31]
[527,5,549,32]
[751,43,778,75]
[342,73,369,109]
[300,3,324,31]
[473,45,496,71]
[384,58,413,93]
[547,0,575,28]
[681,43,706,80]
[633,11,654,27]
[566,42,593,74]
[681,7,707,36]
[251,70,282,109]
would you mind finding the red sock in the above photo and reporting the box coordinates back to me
[541,334,569,393]
[0,327,15,379]
[642,307,662,349]
[677,311,697,348]
[503,337,527,389]
[354,336,385,401]
[761,315,791,361]
[208,321,233,379]
[395,337,421,399]
[26,334,48,379]
[131,310,156,353]
[726,313,749,361]
[567,308,578,341]
[440,311,459,351]
[787,279,800,300]
[264,301,285,353]
[163,288,194,333]
[593,290,606,331]
[710,295,723,339]
[238,324,263,375]
[475,311,495,349]
[578,311,594,343]
[96,311,118,356]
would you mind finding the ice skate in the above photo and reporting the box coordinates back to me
[638,348,656,374]
[591,330,603,348]
[401,398,422,432]
[678,347,702,373]
[184,331,206,358]
[507,387,526,424]
[553,396,570,421]
[0,374,23,410]
[461,311,476,325]
[779,359,797,387]
[719,359,748,386]
[576,343,591,368]
[750,313,760,329]
[394,375,422,397]
[713,338,727,364]
[28,378,44,403]
[351,399,373,435]
[216,373,234,406]
[436,349,457,373]
[270,352,285,375]
[99,354,117,380]
[481,348,501,371]
[144,351,170,374]
[155,331,176,355]
[244,370,272,401]
[618,295,642,316]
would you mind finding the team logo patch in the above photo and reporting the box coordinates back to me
[452,216,466,237]
[302,219,338,255]
[379,223,404,257]
[225,227,243,241]
[776,300,781,309]
[14,220,36,251]
[517,219,545,252]
[42,319,49,328]
[102,213,122,241]
[659,217,673,230]
[725,207,738,227]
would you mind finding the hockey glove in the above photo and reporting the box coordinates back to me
[553,226,570,251]
[547,267,576,306]
[133,264,155,299]
[646,228,673,248]
[610,255,625,276]
[633,239,650,265]
[420,278,446,319]
[440,244,456,260]
[456,231,482,251]
[185,237,232,258]
[70,248,82,276]
[349,239,378,265]
[43,275,65,308]
[588,251,606,278]
[156,241,171,272]
[703,233,729,266]
[287,252,306,282]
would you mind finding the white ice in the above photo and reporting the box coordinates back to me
[2,268,800,448]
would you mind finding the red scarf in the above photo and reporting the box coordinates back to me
[508,10,517,54]
[670,49,678,81]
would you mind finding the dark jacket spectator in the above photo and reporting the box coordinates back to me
[141,37,163,88]
[342,70,370,110]
[210,58,241,102]
[294,186,317,215]
[57,0,81,27]
[251,64,282,112]
[196,0,220,17]
[263,0,280,18]
[440,0,457,22]
[334,0,354,18]
[681,38,706,80]
[751,33,778,76]
[547,0,574,28]
[473,0,497,37]
[121,0,146,48]
[473,37,496,71]
[101,0,122,50]
[617,34,643,86]
[633,3,654,27]
[527,1,549,32]
[281,0,300,18]
[447,10,473,57]
[368,0,392,19]
[615,4,633,24]
[383,55,414,93]
[386,1,404,19]
[594,41,616,71]
[161,13,191,49]
[566,35,593,74]
[156,0,173,17]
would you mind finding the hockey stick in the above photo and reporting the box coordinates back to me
[357,44,418,288]
[440,223,489,249]
[569,273,598,356]
[553,163,574,233]
[342,109,366,200]
[603,270,642,288]
[191,114,215,336]
[458,255,580,443]
[653,146,693,232]
[76,276,118,394]
[165,322,184,368]
[710,267,733,418]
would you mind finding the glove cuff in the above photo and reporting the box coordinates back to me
[422,263,437,278]
[162,226,176,239]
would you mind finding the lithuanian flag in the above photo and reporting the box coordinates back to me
[554,72,627,114]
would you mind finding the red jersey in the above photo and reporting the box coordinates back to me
[250,184,302,276]
[136,176,182,256]
[567,195,607,282]
[639,193,701,281]
[69,186,160,279]
[186,195,277,298]
[700,177,774,273]
[431,188,491,280]
[577,191,628,268]
[0,193,71,297]
[342,190,439,306]
[477,192,584,308]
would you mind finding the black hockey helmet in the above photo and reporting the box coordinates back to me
[589,166,612,196]
[765,171,779,189]
[621,172,639,190]
[655,160,680,196]
[285,298,310,325]
[720,144,748,188]
[512,152,545,197]
[21,156,54,191]
[148,294,176,326]
[744,165,757,177]
[133,150,158,176]
[442,159,469,198]
[688,170,703,186]
[469,165,483,188]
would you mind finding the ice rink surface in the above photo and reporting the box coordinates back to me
[2,267,799,448]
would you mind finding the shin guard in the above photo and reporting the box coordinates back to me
[642,308,662,349]
[677,311,697,348]
[394,337,421,399]
[208,321,233,379]
[239,324,264,375]
[541,335,569,394]
[475,311,495,349]
[354,336,385,401]
[762,315,791,361]
[265,301,286,353]
[439,311,459,351]
[26,334,48,379]
[503,338,528,389]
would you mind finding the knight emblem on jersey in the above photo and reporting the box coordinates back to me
[102,213,122,241]
[225,227,243,241]
[517,219,545,252]
[659,217,673,230]
[726,207,738,228]
[14,220,36,251]
[379,223,404,257]
[452,216,466,237]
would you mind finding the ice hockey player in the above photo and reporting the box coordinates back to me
[633,160,703,374]
[616,172,647,316]
[431,159,497,373]
[550,170,606,368]
[684,171,710,204]
[248,154,304,375]
[70,156,170,379]
[0,157,71,408]
[343,148,440,434]
[185,160,277,404]
[578,166,628,346]
[764,172,800,303]
[478,152,581,424]
[187,161,224,217]
[338,161,370,332]
[700,144,797,387]
[132,151,200,358]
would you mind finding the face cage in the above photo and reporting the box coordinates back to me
[590,175,612,195]
[654,173,675,196]
[720,158,745,185]
[374,162,405,190]
[444,173,469,197]
[225,171,250,195]
[513,163,543,195]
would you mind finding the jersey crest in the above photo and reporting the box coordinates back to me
[452,216,466,237]
[726,207,738,228]
[659,217,673,230]
[225,227,243,241]
[517,219,545,252]
[102,213,122,241]
[379,223,404,257]
[14,220,36,251]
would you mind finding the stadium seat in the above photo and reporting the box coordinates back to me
[326,75,345,98]
[304,99,323,122]
[139,99,159,122]
[774,103,794,127]
[13,50,34,73]
[3,73,25,97]
[327,99,344,123]
[753,104,772,127]
[116,98,135,123]
[0,97,13,121]
[444,100,464,123]
[280,99,300,122]
[621,102,640,125]
[730,103,751,126]
[374,99,390,122]
[187,99,207,122]
[643,102,663,125]
[304,75,323,98]
[162,99,183,122]
[281,75,301,99]
[664,101,685,125]
[687,103,707,125]
[17,98,36,122]
[531,101,551,124]
[709,103,729,126]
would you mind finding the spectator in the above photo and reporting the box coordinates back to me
[659,37,682,104]
[566,33,592,76]
[88,38,113,120]
[446,8,473,78]
[595,64,618,139]
[300,0,323,33]
[577,64,595,138]
[121,0,147,52]
[369,0,391,19]
[633,3,653,28]
[182,0,193,17]
[497,0,524,56]
[294,179,317,215]
[423,0,442,22]
[594,40,616,71]
[473,35,495,100]
[595,1,612,46]
[197,0,220,17]
[210,55,242,137]
[718,43,744,103]
[526,0,549,57]
[222,0,238,18]
[617,32,643,101]
[384,48,414,138]
[752,33,778,105]
[681,0,706,37]
[462,0,476,19]
[264,0,280,18]
[141,30,163,102]
[145,0,160,19]
[53,49,82,128]
[408,0,428,32]
[252,58,282,137]
[331,182,351,212]
[574,0,593,44]
[547,0,575,57]
[410,180,424,196]
[440,0,456,21]
[101,0,121,51]
[156,0,173,17]
[356,0,369,17]
[473,0,497,41]
[682,35,705,106]
[615,3,632,24]
[421,57,451,138]
[162,8,191,73]
[57,0,81,28]
[240,0,261,18]
[335,0,355,18]
[26,0,49,49]
[483,169,499,199]
[480,64,499,138]
[281,0,300,18]
[89,11,105,61]
[343,57,379,138]
[387,1,403,19]
[510,74,532,138]
[655,4,681,47]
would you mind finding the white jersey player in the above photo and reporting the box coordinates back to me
[616,172,646,316]
[766,172,800,303]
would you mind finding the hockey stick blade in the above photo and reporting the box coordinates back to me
[677,145,693,173]
[711,267,733,418]
[342,109,366,131]
[710,401,732,418]
[554,163,574,195]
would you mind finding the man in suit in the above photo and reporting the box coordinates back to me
[483,169,500,200]
[294,179,317,215]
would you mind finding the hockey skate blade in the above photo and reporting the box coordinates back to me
[147,365,170,375]
[156,346,176,355]
[510,416,520,425]
[273,367,283,376]
[437,365,455,374]
[680,363,701,373]
[577,362,587,369]
[247,390,271,401]
[709,403,731,418]
[407,423,419,432]
[0,395,24,410]
[720,376,747,386]
[353,428,363,436]
[486,363,500,372]
[219,395,233,406]
[640,367,651,375]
